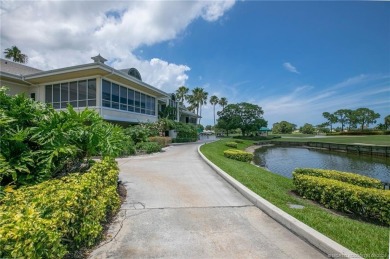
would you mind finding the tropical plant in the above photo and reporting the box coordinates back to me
[187,87,208,125]
[219,97,228,110]
[209,95,219,127]
[3,46,28,63]
[175,86,189,104]
[334,109,352,132]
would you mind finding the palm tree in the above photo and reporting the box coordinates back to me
[175,86,189,104]
[209,95,219,127]
[219,97,228,110]
[187,87,208,125]
[4,46,28,63]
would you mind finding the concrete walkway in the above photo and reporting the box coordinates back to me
[90,143,326,259]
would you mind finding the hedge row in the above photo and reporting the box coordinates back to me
[136,142,162,154]
[327,131,390,136]
[148,136,172,147]
[225,142,238,148]
[224,149,253,162]
[0,158,120,258]
[172,137,198,143]
[293,168,383,189]
[293,174,390,226]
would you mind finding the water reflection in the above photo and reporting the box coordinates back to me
[253,147,390,182]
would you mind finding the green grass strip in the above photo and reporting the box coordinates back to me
[200,139,389,257]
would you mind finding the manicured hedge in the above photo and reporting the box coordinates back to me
[294,168,383,189]
[225,142,238,148]
[149,136,172,147]
[136,142,162,154]
[293,173,390,226]
[0,158,120,258]
[224,149,253,162]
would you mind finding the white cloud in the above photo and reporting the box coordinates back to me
[283,62,300,74]
[0,1,235,91]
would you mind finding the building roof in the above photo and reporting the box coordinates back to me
[0,58,42,76]
[0,56,169,98]
[259,127,271,132]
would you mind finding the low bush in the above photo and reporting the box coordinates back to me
[293,168,383,189]
[223,149,253,162]
[233,135,281,141]
[136,142,162,154]
[225,142,238,148]
[149,136,172,147]
[327,131,386,136]
[172,137,198,143]
[0,158,120,258]
[293,173,390,226]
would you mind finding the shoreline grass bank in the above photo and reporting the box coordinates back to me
[200,139,389,257]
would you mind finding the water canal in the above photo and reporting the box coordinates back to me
[253,146,390,183]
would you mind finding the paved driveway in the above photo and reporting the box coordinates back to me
[90,143,326,259]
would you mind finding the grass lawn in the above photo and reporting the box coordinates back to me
[272,134,390,146]
[200,139,389,257]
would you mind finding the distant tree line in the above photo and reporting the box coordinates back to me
[322,108,382,132]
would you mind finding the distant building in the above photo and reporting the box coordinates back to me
[0,55,198,125]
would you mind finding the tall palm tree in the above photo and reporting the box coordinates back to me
[187,87,208,125]
[175,86,189,104]
[4,46,28,63]
[219,97,228,110]
[209,95,219,127]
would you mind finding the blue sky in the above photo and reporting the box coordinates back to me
[136,1,390,127]
[1,1,389,128]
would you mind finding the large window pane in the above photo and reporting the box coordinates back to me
[128,89,134,106]
[120,86,127,104]
[102,100,110,107]
[45,85,52,103]
[88,79,96,99]
[70,81,77,101]
[88,100,96,106]
[141,93,146,109]
[102,80,111,101]
[112,83,119,103]
[61,83,68,102]
[78,80,87,100]
[78,100,86,107]
[134,91,140,113]
[53,84,60,102]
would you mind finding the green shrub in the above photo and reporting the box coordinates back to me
[293,168,383,189]
[124,125,151,144]
[149,136,172,147]
[293,173,390,226]
[174,122,198,141]
[225,142,238,148]
[223,149,253,162]
[0,158,120,258]
[136,142,162,154]
[234,140,244,143]
[0,88,130,187]
[327,131,386,136]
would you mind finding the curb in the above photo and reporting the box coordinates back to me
[197,144,363,259]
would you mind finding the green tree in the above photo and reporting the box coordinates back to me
[300,123,316,134]
[217,102,266,136]
[175,86,189,104]
[322,112,338,132]
[272,121,296,134]
[187,87,208,125]
[353,108,380,131]
[209,95,219,127]
[4,46,28,63]
[218,97,228,110]
[384,115,390,130]
[334,109,352,132]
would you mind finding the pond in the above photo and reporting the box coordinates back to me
[253,146,390,183]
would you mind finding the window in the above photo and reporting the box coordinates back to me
[100,79,156,116]
[61,83,69,108]
[88,79,96,106]
[102,79,111,108]
[128,89,134,112]
[120,86,127,111]
[45,79,97,109]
